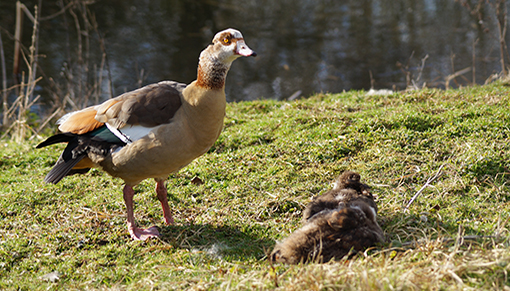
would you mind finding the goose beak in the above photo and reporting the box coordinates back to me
[236,41,257,57]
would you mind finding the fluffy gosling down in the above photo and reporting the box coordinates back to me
[270,171,384,264]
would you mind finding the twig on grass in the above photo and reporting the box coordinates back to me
[412,54,429,89]
[495,0,508,77]
[0,32,7,128]
[445,67,472,90]
[40,0,74,21]
[472,38,479,84]
[396,51,415,89]
[34,107,63,135]
[404,165,445,212]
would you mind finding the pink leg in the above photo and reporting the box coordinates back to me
[123,184,160,240]
[156,180,174,224]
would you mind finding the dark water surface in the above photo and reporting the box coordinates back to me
[0,0,509,103]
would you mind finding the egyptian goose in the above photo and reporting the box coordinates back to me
[37,28,256,240]
[270,171,384,264]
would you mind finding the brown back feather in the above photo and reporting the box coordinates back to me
[59,81,185,135]
[96,81,184,128]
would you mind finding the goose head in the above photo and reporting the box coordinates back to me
[202,28,257,65]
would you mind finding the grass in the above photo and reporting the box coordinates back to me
[1,83,510,290]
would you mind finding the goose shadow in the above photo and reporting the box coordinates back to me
[158,223,274,261]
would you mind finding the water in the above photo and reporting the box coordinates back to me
[0,0,508,104]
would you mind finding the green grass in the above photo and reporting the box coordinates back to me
[1,83,510,290]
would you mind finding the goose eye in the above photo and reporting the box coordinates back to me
[223,38,231,44]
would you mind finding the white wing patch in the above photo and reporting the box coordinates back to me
[106,123,157,144]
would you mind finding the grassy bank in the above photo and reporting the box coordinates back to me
[1,84,510,290]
